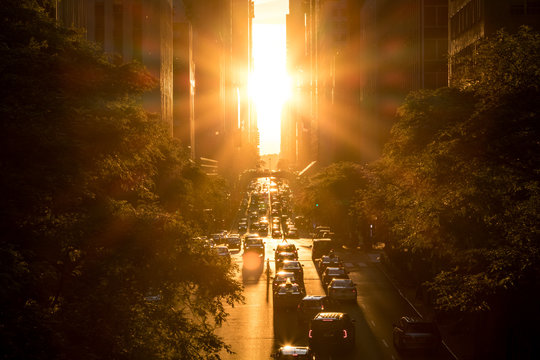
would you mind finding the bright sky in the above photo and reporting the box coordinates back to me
[252,0,289,155]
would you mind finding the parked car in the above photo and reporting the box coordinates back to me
[392,316,441,353]
[271,346,314,359]
[273,281,304,309]
[297,295,338,323]
[321,267,349,288]
[308,312,355,352]
[327,279,357,302]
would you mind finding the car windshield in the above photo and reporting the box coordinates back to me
[283,261,300,269]
[277,244,295,252]
[245,239,262,245]
[278,285,301,294]
[331,279,353,287]
[327,268,345,275]
[216,247,228,255]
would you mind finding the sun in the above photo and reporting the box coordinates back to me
[250,24,291,155]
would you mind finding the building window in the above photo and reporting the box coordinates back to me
[95,1,105,45]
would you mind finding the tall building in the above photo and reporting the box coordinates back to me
[57,0,174,134]
[172,0,194,158]
[449,0,540,84]
[284,0,319,169]
[356,0,448,161]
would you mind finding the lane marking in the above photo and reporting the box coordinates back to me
[382,339,389,348]
[370,320,376,327]
[344,262,354,268]
[357,262,368,267]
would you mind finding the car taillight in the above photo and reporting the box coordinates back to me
[343,330,348,338]
[320,305,324,310]
[352,289,356,293]
[308,330,312,338]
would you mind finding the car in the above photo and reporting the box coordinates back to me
[321,267,349,288]
[274,243,298,258]
[203,238,216,248]
[311,238,333,260]
[271,346,314,359]
[297,295,338,323]
[210,233,224,244]
[392,317,441,353]
[273,281,304,309]
[238,222,248,233]
[243,237,265,257]
[281,260,304,282]
[226,236,241,250]
[272,271,297,292]
[215,246,231,261]
[275,251,298,269]
[287,227,299,238]
[327,279,357,302]
[308,312,355,352]
[316,255,342,274]
[313,226,331,239]
[272,229,283,238]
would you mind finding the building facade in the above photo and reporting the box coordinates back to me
[449,0,540,84]
[57,0,174,134]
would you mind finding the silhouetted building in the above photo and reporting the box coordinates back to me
[449,0,540,84]
[173,1,194,157]
[57,0,174,134]
[356,0,448,161]
[285,0,319,169]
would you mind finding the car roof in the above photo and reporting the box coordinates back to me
[325,267,345,272]
[278,346,310,355]
[276,270,295,275]
[313,312,346,320]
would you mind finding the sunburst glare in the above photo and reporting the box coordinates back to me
[251,24,291,155]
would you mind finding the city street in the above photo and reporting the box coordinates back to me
[217,235,456,359]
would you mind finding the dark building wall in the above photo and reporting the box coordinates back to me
[57,0,174,134]
[449,0,540,84]
[355,0,448,161]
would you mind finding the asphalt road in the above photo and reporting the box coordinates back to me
[216,236,457,359]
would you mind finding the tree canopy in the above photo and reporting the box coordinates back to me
[0,1,242,359]
[354,27,540,314]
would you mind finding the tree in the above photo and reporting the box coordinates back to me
[352,26,540,358]
[0,1,242,359]
[296,162,369,245]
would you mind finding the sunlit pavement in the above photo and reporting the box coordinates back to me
[217,237,456,359]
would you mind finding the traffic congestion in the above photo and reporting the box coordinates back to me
[206,177,452,359]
